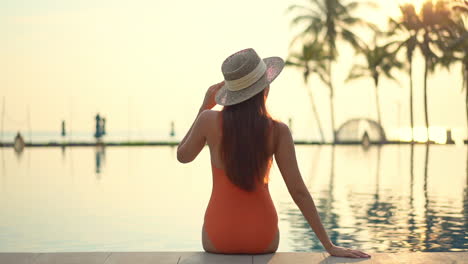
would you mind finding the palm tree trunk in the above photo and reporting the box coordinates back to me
[329,88,336,144]
[374,80,383,144]
[306,86,326,143]
[374,79,382,127]
[328,60,336,143]
[409,62,415,143]
[465,62,468,142]
[424,58,430,143]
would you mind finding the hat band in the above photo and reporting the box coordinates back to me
[225,60,266,91]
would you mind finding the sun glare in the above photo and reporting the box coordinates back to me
[396,126,449,144]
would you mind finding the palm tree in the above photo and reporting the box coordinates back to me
[436,0,468,138]
[414,0,460,143]
[451,2,468,140]
[286,41,331,143]
[287,0,375,143]
[346,33,404,133]
[388,3,422,143]
[419,1,445,142]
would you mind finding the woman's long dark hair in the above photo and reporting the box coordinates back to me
[221,88,275,191]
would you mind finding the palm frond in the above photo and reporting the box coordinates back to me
[292,15,323,29]
[290,15,320,27]
[286,4,318,15]
[345,1,379,11]
[341,28,362,50]
[308,0,327,13]
[285,60,303,68]
[346,72,367,83]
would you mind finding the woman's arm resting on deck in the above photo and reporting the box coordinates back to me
[177,81,224,163]
[274,122,370,259]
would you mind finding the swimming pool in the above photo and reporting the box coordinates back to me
[0,145,466,252]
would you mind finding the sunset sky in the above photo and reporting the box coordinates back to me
[1,0,465,142]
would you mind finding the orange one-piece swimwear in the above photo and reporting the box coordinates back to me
[203,161,279,254]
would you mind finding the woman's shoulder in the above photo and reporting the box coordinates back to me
[271,119,290,136]
[197,110,222,132]
[198,109,220,121]
[268,119,290,154]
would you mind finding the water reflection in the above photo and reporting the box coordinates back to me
[95,145,106,178]
[1,148,5,193]
[282,146,341,251]
[408,144,416,251]
[14,147,24,161]
[423,145,431,251]
[280,145,468,252]
[420,145,467,251]
[0,145,466,252]
[61,145,66,160]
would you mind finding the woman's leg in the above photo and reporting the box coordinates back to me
[202,224,219,253]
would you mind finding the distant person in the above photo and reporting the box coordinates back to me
[94,114,106,142]
[177,48,370,258]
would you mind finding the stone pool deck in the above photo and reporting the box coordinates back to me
[0,252,467,264]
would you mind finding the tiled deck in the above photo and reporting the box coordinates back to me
[1,252,467,264]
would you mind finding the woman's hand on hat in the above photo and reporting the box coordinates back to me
[326,245,370,258]
[201,81,224,111]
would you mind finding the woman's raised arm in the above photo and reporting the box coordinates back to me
[177,81,224,163]
[274,122,370,258]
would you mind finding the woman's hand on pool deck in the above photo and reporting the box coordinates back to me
[201,81,224,110]
[326,245,370,258]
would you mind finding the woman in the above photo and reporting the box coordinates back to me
[177,48,370,258]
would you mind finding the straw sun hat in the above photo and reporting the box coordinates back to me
[215,48,284,106]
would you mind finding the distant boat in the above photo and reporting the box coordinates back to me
[14,132,25,153]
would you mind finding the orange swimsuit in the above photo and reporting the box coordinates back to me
[203,161,278,254]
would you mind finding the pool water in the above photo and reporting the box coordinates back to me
[0,145,466,252]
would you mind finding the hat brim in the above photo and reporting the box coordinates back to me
[215,56,284,106]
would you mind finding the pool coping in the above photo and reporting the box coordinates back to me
[0,251,467,264]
